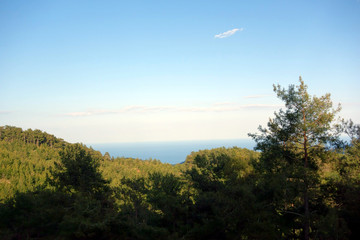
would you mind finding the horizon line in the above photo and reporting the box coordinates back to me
[86,137,256,146]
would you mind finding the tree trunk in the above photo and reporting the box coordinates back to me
[303,111,310,240]
[304,190,310,240]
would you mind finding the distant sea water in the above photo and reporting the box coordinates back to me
[89,139,256,165]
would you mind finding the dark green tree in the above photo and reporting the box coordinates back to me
[326,120,360,239]
[185,152,260,240]
[146,172,192,237]
[47,144,116,239]
[49,143,109,196]
[249,77,341,239]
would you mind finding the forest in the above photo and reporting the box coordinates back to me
[0,79,359,240]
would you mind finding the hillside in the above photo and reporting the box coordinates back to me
[0,125,263,239]
[0,126,187,201]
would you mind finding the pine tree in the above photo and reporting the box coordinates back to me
[249,77,341,239]
[49,143,109,196]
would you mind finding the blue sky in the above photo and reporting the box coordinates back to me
[1,0,359,143]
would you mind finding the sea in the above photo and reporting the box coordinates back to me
[89,138,256,165]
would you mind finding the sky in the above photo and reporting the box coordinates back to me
[1,0,359,144]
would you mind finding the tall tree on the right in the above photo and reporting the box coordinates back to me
[249,77,342,239]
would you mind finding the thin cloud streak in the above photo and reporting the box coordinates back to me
[214,28,243,38]
[243,94,271,99]
[341,102,360,106]
[0,111,12,115]
[64,103,282,117]
[213,102,234,106]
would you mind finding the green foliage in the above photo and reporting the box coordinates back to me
[0,189,71,239]
[322,122,360,239]
[49,143,109,195]
[185,151,265,240]
[0,125,66,148]
[185,146,259,168]
[100,157,184,188]
[0,135,119,240]
[0,126,191,239]
[116,172,193,239]
[249,78,345,239]
[0,140,59,201]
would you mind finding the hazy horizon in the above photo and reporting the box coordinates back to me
[89,138,256,164]
[85,136,255,145]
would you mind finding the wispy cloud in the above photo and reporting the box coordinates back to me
[178,104,281,113]
[64,103,282,117]
[0,111,12,115]
[64,106,175,117]
[340,102,360,107]
[65,111,103,117]
[243,94,271,99]
[213,102,234,106]
[214,28,243,39]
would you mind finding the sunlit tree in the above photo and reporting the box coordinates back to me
[249,77,341,239]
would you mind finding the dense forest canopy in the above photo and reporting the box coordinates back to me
[0,80,359,239]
